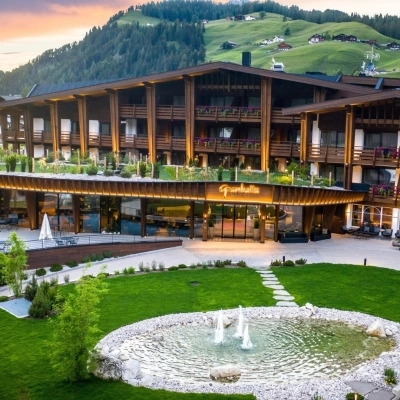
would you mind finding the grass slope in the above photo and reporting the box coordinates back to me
[0,268,270,400]
[203,14,400,76]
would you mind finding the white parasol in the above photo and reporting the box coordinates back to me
[39,213,53,240]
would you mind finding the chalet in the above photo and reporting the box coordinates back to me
[387,42,400,51]
[272,36,285,43]
[277,42,292,51]
[308,34,325,44]
[245,15,256,21]
[333,34,357,42]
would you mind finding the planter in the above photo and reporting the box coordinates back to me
[253,228,260,241]
[208,227,214,239]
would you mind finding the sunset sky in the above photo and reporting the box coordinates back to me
[0,0,396,73]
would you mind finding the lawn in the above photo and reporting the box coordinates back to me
[3,263,400,400]
[0,268,271,400]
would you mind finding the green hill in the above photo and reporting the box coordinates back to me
[204,14,400,76]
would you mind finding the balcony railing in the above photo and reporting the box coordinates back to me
[270,141,300,158]
[353,146,400,167]
[2,130,26,142]
[88,133,112,147]
[119,104,147,119]
[195,106,261,122]
[307,144,345,163]
[156,106,186,120]
[194,137,261,154]
[33,131,52,144]
[60,131,81,146]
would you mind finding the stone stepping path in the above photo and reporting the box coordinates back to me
[255,269,298,307]
[345,380,396,400]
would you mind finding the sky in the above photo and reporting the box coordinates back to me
[0,0,397,73]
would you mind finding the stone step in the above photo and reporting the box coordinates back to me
[345,381,378,396]
[273,295,295,301]
[262,278,279,282]
[276,301,298,307]
[367,390,395,400]
[262,284,285,290]
[273,289,291,296]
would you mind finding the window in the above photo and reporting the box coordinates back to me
[44,120,51,133]
[362,168,395,185]
[321,130,345,147]
[364,132,397,148]
[209,126,233,138]
[100,122,111,135]
[71,121,79,134]
[172,125,185,137]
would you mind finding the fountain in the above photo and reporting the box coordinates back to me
[241,324,252,350]
[234,305,244,338]
[214,309,224,344]
[95,307,399,399]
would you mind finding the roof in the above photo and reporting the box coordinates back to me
[26,79,123,97]
[0,95,22,102]
[281,89,400,115]
[0,62,379,110]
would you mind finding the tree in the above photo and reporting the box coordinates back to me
[284,27,291,36]
[50,266,109,382]
[0,232,27,297]
[259,11,266,20]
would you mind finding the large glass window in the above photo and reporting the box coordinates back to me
[362,168,395,185]
[364,132,397,148]
[100,197,121,233]
[121,197,141,235]
[351,205,392,228]
[319,165,344,183]
[80,195,100,233]
[321,130,345,147]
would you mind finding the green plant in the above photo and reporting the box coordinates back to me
[65,260,78,268]
[29,289,52,318]
[270,259,283,267]
[384,367,397,385]
[36,268,47,276]
[6,154,18,172]
[139,161,147,178]
[138,262,144,272]
[103,169,114,177]
[190,264,197,269]
[254,219,260,229]
[122,267,129,275]
[46,152,54,163]
[114,270,120,276]
[0,295,8,302]
[120,168,133,178]
[27,157,33,172]
[144,267,151,273]
[24,275,39,301]
[178,264,187,269]
[345,393,364,400]
[151,260,157,271]
[20,156,27,172]
[50,263,63,272]
[223,259,232,265]
[217,165,223,181]
[208,219,214,227]
[230,167,235,181]
[295,258,307,265]
[214,260,224,268]
[283,260,295,267]
[237,260,247,267]
[239,162,245,170]
[158,261,165,271]
[103,250,113,258]
[64,274,70,283]
[68,165,81,174]
[127,267,135,274]
[168,266,179,271]
[85,164,98,176]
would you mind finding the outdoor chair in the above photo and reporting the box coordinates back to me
[381,228,393,239]
[7,217,19,230]
[395,230,400,239]
[55,238,66,246]
[65,237,79,245]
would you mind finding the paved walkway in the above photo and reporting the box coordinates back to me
[0,228,400,297]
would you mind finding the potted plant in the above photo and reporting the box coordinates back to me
[217,165,223,181]
[208,219,215,239]
[253,219,260,240]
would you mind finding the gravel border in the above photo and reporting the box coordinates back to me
[96,307,400,400]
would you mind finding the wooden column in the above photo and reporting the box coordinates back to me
[184,76,195,163]
[23,106,34,157]
[75,95,88,156]
[313,87,326,103]
[72,195,81,234]
[25,191,38,230]
[9,112,20,151]
[274,205,280,242]
[259,204,266,243]
[261,77,272,171]
[321,204,337,230]
[107,89,120,153]
[300,112,311,164]
[140,198,147,237]
[202,201,208,241]
[344,107,355,190]
[303,206,315,236]
[145,83,156,163]
[189,200,195,239]
[47,101,60,154]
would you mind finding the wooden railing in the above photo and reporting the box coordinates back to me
[119,104,147,119]
[195,106,261,122]
[156,137,186,151]
[60,131,81,146]
[156,106,186,120]
[194,137,261,154]
[307,144,345,163]
[88,133,112,147]
[120,105,186,120]
[2,130,26,142]
[352,146,400,168]
[270,141,300,158]
[365,184,400,206]
[33,131,52,144]
[271,108,301,124]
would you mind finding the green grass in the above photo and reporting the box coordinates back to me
[273,263,400,322]
[0,268,270,400]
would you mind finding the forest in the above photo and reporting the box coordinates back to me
[0,0,399,95]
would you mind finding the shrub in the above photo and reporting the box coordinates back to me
[270,259,283,267]
[0,295,8,302]
[127,267,135,274]
[168,266,179,271]
[222,259,232,265]
[139,162,147,178]
[239,162,245,170]
[214,260,224,268]
[36,268,47,276]
[151,260,157,271]
[345,393,364,400]
[190,264,197,269]
[6,154,18,172]
[81,256,91,263]
[158,261,165,271]
[283,260,295,267]
[217,165,223,181]
[384,367,397,385]
[50,263,63,272]
[97,272,109,279]
[64,274,70,283]
[85,164,98,176]
[24,275,39,301]
[144,267,151,273]
[69,165,82,174]
[237,260,247,268]
[295,258,307,265]
[123,268,129,275]
[138,262,144,272]
[103,250,113,258]
[103,169,114,177]
[120,168,133,179]
[29,290,52,318]
[178,264,187,269]
[20,156,27,172]
[66,260,78,268]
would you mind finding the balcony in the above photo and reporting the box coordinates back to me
[194,137,261,155]
[88,133,112,147]
[307,144,345,163]
[33,131,52,144]
[60,131,81,146]
[2,130,26,143]
[156,137,186,151]
[352,146,400,168]
[365,184,400,206]
[156,106,186,120]
[119,104,147,119]
[195,106,261,123]
[270,141,300,158]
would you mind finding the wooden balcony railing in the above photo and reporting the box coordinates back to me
[195,106,261,122]
[365,184,400,206]
[119,104,147,119]
[352,146,400,168]
[307,144,345,163]
[60,131,81,146]
[156,137,186,151]
[156,106,186,120]
[194,137,261,154]
[270,108,301,124]
[270,141,300,158]
[33,131,52,144]
[88,133,112,147]
[2,130,26,142]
